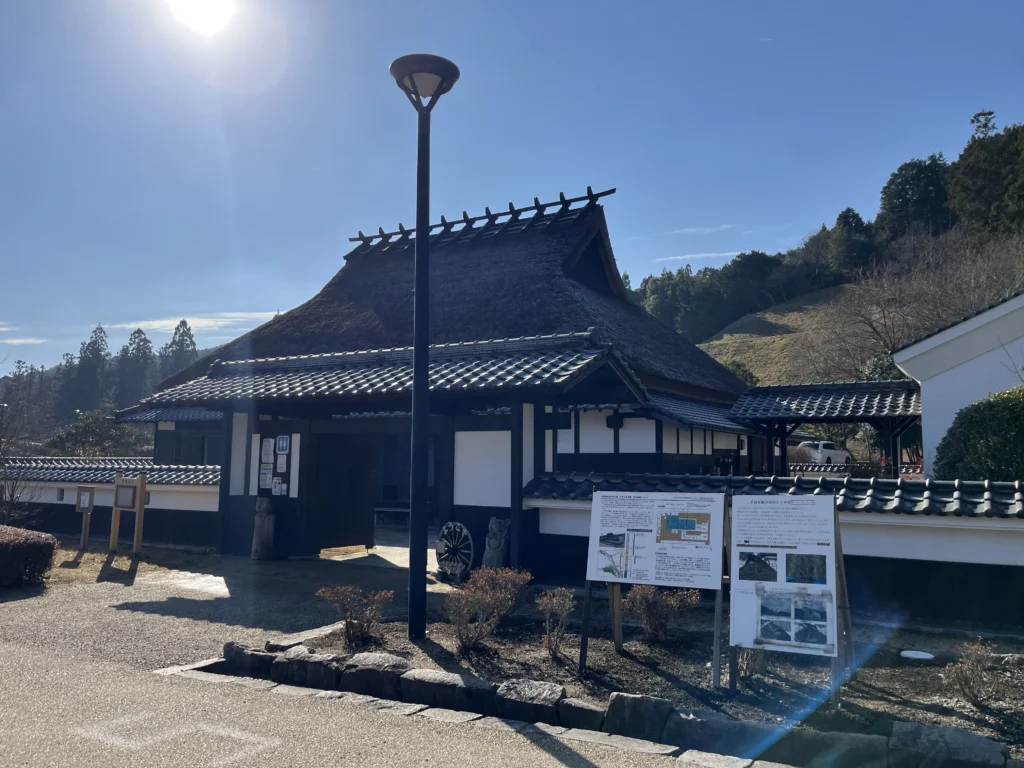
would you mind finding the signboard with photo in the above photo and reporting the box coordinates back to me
[585,491,725,590]
[729,495,838,657]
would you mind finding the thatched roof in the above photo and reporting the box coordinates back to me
[162,193,746,399]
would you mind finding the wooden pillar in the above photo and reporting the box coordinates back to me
[109,471,123,552]
[766,426,777,476]
[779,425,789,476]
[533,403,545,479]
[216,411,233,553]
[131,472,147,556]
[509,401,524,569]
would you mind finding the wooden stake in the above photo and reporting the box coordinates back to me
[609,582,624,652]
[578,580,593,676]
[109,472,123,552]
[79,511,91,550]
[712,585,724,688]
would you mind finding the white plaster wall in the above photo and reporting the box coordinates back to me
[229,412,248,496]
[531,500,1024,566]
[556,411,574,454]
[679,427,693,454]
[454,430,511,507]
[25,483,219,512]
[619,417,656,453]
[578,410,614,453]
[663,425,679,454]
[918,336,1024,474]
[712,431,737,451]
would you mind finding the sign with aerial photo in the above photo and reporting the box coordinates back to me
[585,491,725,590]
[729,495,838,657]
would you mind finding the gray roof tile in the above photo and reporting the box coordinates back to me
[114,407,223,423]
[3,458,220,486]
[730,380,920,422]
[648,393,749,434]
[523,472,1023,518]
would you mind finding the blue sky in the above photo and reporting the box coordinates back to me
[2,0,1022,369]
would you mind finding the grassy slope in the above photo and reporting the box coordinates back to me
[699,284,855,385]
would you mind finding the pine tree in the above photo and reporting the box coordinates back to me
[158,320,199,380]
[73,325,110,412]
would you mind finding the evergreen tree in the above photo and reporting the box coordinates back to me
[73,325,110,412]
[827,208,875,272]
[113,328,156,408]
[876,154,954,241]
[947,112,1024,237]
[54,353,78,424]
[158,320,199,380]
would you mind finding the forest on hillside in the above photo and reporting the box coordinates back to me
[631,111,1024,382]
[0,321,202,457]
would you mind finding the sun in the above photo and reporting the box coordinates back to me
[167,0,237,37]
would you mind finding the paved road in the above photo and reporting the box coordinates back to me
[0,640,675,767]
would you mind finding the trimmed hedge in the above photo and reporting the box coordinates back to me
[0,526,58,587]
[934,385,1024,481]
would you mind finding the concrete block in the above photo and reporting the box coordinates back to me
[889,721,1008,768]
[495,679,565,726]
[558,698,606,731]
[399,668,497,716]
[605,692,674,743]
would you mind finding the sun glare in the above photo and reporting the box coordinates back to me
[167,0,237,37]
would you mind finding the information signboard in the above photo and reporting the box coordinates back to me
[729,494,838,657]
[585,491,725,590]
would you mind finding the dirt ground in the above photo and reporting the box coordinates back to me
[308,608,1024,758]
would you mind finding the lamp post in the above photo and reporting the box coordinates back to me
[390,54,460,640]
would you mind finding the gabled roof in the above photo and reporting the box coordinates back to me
[159,190,746,399]
[893,288,1024,354]
[2,458,220,486]
[523,471,1024,519]
[144,331,647,407]
[729,380,920,423]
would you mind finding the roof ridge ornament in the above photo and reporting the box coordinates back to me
[348,188,617,250]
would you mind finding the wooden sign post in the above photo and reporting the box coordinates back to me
[109,471,147,556]
[76,485,95,550]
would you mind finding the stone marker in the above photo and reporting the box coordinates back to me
[265,621,347,653]
[677,750,753,768]
[559,728,680,756]
[605,692,674,744]
[399,668,497,715]
[223,641,276,677]
[889,721,1008,768]
[558,698,606,731]
[495,679,566,726]
[416,707,483,724]
[338,652,412,700]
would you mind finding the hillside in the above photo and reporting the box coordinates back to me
[699,285,858,385]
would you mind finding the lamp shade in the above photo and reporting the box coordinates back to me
[390,54,460,100]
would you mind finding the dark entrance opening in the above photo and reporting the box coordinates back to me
[310,433,381,549]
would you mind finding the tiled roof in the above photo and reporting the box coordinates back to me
[789,463,924,476]
[114,407,223,424]
[648,393,749,434]
[2,458,220,486]
[144,331,645,407]
[730,380,920,422]
[894,288,1024,353]
[523,472,1024,518]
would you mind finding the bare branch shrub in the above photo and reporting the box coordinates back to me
[444,568,532,654]
[316,586,394,647]
[536,587,575,659]
[942,638,1005,708]
[622,585,700,641]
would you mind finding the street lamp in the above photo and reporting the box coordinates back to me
[390,53,460,641]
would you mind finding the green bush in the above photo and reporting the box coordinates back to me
[933,386,1024,480]
[0,526,58,587]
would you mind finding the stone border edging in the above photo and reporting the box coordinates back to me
[163,642,1015,768]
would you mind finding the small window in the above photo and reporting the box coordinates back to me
[823,442,836,450]
[56,488,65,501]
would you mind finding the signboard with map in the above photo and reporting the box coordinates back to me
[585,491,725,590]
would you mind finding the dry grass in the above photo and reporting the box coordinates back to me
[699,285,857,385]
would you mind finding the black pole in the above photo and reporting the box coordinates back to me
[408,107,431,640]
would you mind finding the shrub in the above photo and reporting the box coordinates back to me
[316,586,394,647]
[536,587,575,659]
[444,568,532,654]
[0,525,58,587]
[942,638,1005,708]
[622,585,700,641]
[933,386,1024,480]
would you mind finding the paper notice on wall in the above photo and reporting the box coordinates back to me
[261,438,274,464]
[272,477,282,496]
[729,495,838,657]
[276,454,287,474]
[585,491,725,590]
[259,463,273,490]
